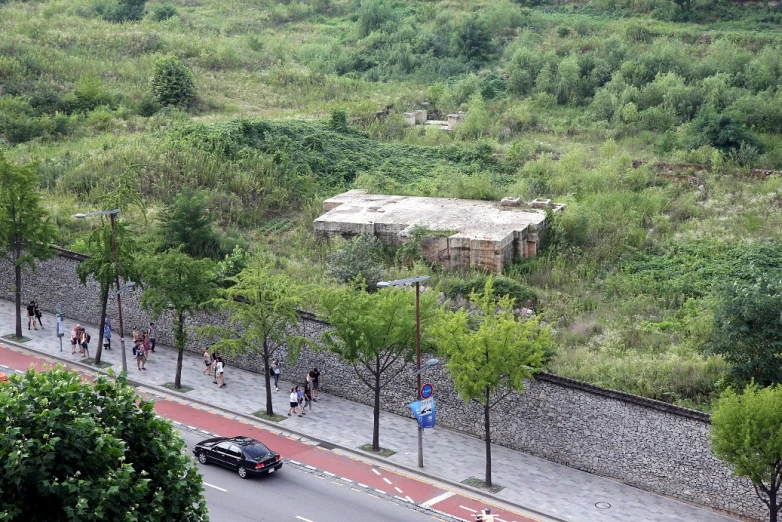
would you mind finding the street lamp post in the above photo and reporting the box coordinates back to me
[377,275,434,468]
[74,209,128,372]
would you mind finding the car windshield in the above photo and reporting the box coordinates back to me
[241,443,271,460]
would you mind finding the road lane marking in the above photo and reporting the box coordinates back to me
[383,477,392,485]
[405,496,414,503]
[371,468,381,475]
[459,505,477,513]
[323,471,335,477]
[421,492,455,508]
[340,477,353,483]
[289,460,302,465]
[295,517,314,522]
[305,465,317,470]
[203,482,227,492]
[357,483,368,488]
[394,486,403,494]
[375,489,385,494]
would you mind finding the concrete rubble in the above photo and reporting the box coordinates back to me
[314,190,565,273]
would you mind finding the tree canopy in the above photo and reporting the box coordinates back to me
[0,367,207,521]
[319,281,437,451]
[710,384,782,522]
[200,256,308,416]
[0,152,57,338]
[141,249,216,388]
[708,275,782,387]
[432,278,552,486]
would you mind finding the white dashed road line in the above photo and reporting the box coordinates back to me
[295,516,314,522]
[394,486,403,494]
[382,477,392,485]
[421,491,455,508]
[459,505,477,513]
[371,468,381,475]
[203,482,227,492]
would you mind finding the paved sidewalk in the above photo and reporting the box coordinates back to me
[0,300,735,522]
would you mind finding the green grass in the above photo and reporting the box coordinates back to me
[252,410,288,422]
[358,444,396,458]
[161,382,194,393]
[2,334,31,343]
[461,476,505,493]
[4,0,782,409]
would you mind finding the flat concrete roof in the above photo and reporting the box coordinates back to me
[315,190,548,241]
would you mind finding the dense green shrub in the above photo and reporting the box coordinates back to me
[150,3,177,21]
[691,110,761,153]
[446,274,537,305]
[457,16,494,65]
[96,0,146,22]
[149,55,196,108]
[327,233,386,288]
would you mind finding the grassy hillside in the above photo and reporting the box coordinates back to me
[3,0,782,409]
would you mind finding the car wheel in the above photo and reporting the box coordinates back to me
[238,466,248,479]
[198,452,208,465]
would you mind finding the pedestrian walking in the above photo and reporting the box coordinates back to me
[203,349,213,375]
[147,322,157,352]
[215,357,225,388]
[272,360,281,391]
[33,302,43,329]
[79,328,90,358]
[296,385,305,416]
[26,301,37,330]
[288,388,299,417]
[212,351,221,383]
[142,331,152,357]
[103,323,111,350]
[132,326,142,347]
[304,382,313,412]
[310,368,321,401]
[70,325,79,355]
[134,340,147,370]
[105,314,111,331]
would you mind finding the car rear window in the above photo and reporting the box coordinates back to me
[242,443,271,460]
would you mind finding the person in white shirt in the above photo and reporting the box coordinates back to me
[288,388,300,417]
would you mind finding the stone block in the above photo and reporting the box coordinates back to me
[403,112,416,126]
[501,197,521,207]
[414,109,427,124]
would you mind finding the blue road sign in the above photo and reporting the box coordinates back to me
[420,383,434,399]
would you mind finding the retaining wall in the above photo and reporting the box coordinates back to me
[0,248,763,520]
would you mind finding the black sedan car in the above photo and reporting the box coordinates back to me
[193,436,283,479]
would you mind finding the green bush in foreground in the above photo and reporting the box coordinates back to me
[150,55,196,108]
[0,367,208,521]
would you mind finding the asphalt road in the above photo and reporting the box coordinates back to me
[179,430,448,522]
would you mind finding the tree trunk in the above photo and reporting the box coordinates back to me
[94,285,109,365]
[174,312,185,389]
[14,261,22,339]
[484,386,492,487]
[770,486,778,522]
[372,358,381,452]
[264,339,274,416]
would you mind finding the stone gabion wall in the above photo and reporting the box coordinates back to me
[0,249,763,520]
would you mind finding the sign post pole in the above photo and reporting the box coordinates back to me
[55,303,64,352]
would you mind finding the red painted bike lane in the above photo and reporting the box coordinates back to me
[0,345,538,522]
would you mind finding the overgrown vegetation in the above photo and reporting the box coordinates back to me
[4,0,782,409]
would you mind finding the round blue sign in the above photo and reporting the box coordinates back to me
[420,383,434,399]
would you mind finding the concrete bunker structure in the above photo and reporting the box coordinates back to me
[314,190,564,273]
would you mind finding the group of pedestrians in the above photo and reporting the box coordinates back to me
[26,301,43,330]
[70,324,92,357]
[287,367,321,417]
[202,349,226,388]
[131,323,156,371]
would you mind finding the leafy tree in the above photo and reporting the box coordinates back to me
[710,384,782,522]
[141,249,216,388]
[319,281,437,451]
[431,278,552,487]
[150,55,196,108]
[692,110,761,154]
[77,221,140,365]
[98,0,146,22]
[0,367,207,521]
[326,233,386,288]
[77,167,145,365]
[215,245,249,288]
[707,276,782,387]
[457,16,494,65]
[357,0,394,38]
[0,153,57,339]
[150,3,177,21]
[199,256,308,416]
[158,189,221,259]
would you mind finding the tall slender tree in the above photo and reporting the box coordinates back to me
[431,279,552,487]
[77,166,145,365]
[0,153,57,339]
[141,249,215,388]
[199,256,308,416]
[319,281,437,452]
